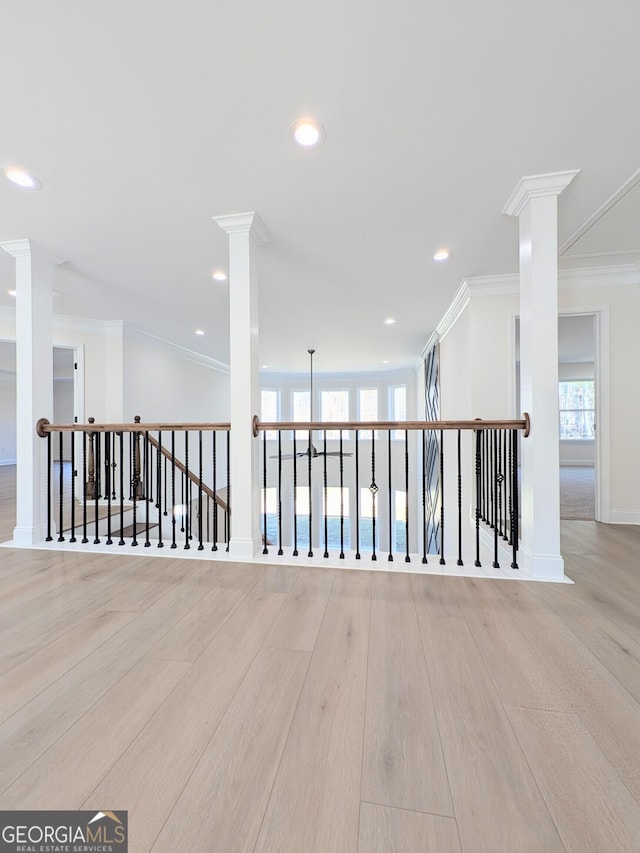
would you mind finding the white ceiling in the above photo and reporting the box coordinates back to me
[1,1,639,374]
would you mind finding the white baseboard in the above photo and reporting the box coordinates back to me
[610,509,640,525]
[0,459,16,466]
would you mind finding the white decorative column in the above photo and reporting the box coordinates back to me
[213,212,270,560]
[503,171,579,579]
[1,239,56,545]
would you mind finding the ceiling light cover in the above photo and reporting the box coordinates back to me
[434,249,449,261]
[290,117,326,147]
[212,270,227,281]
[4,167,42,190]
[8,290,17,297]
[195,329,205,336]
[384,317,396,325]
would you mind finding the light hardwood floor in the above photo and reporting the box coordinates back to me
[1,465,639,852]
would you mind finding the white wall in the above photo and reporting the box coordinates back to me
[434,276,640,524]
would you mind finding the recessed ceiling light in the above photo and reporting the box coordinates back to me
[290,117,326,147]
[384,317,396,325]
[4,167,42,190]
[434,249,449,262]
[195,329,205,336]
[212,270,227,281]
[261,364,269,369]
[382,360,389,364]
[8,289,16,297]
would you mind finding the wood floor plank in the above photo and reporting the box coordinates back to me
[0,609,136,723]
[148,563,262,662]
[253,570,372,853]
[456,578,571,711]
[83,582,288,853]
[358,802,461,853]
[414,611,564,853]
[507,706,640,853]
[151,647,310,852]
[0,565,235,792]
[0,656,189,807]
[493,579,640,805]
[263,567,335,651]
[362,571,453,816]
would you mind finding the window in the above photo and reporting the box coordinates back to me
[391,385,407,440]
[261,389,279,440]
[559,380,595,440]
[292,390,310,441]
[358,388,378,440]
[394,490,407,554]
[260,487,278,545]
[359,486,379,551]
[294,485,310,547]
[324,487,350,549]
[321,389,349,440]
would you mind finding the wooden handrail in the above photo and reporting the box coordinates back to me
[253,413,531,437]
[36,418,230,437]
[145,433,229,514]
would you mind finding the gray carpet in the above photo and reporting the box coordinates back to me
[560,466,595,520]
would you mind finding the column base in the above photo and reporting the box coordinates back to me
[519,545,565,580]
[228,532,263,562]
[12,524,52,546]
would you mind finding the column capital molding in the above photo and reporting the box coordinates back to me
[212,211,271,246]
[0,238,65,265]
[502,170,580,217]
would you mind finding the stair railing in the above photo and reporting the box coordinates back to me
[36,416,230,551]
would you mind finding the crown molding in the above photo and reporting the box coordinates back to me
[213,211,271,246]
[558,263,640,289]
[503,170,580,217]
[124,324,230,374]
[560,167,640,255]
[0,238,66,265]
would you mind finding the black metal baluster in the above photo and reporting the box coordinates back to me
[157,431,163,548]
[339,429,345,559]
[323,430,328,558]
[497,429,503,541]
[307,427,313,557]
[105,431,112,545]
[212,431,217,551]
[225,431,230,551]
[404,429,410,563]
[46,432,53,541]
[456,429,463,566]
[180,454,185,534]
[131,430,138,547]
[355,429,361,560]
[57,431,64,541]
[70,430,76,543]
[293,430,298,556]
[171,431,177,549]
[144,432,150,547]
[81,432,88,543]
[502,430,509,540]
[206,494,210,543]
[439,429,445,565]
[507,430,513,546]
[422,429,427,564]
[370,436,377,561]
[492,430,499,568]
[111,433,116,501]
[387,430,393,562]
[474,428,481,567]
[277,430,283,555]
[184,431,190,549]
[93,430,100,544]
[262,430,268,554]
[198,430,203,550]
[511,428,519,569]
[118,432,125,545]
[163,449,168,516]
